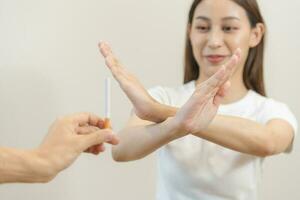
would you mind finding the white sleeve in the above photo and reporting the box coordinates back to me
[260,99,298,153]
[147,86,170,105]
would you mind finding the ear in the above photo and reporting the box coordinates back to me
[249,23,265,48]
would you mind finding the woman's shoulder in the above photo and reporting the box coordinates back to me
[249,90,298,133]
[249,90,291,111]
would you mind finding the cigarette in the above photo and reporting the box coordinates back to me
[104,77,111,128]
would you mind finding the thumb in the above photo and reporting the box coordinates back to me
[80,129,119,151]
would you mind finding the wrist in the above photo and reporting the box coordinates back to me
[29,148,57,183]
[0,147,56,183]
[164,117,189,140]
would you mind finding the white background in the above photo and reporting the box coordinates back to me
[0,0,299,199]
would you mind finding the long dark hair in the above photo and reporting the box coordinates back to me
[184,0,266,96]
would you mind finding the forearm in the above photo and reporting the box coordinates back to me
[112,118,181,161]
[193,115,276,157]
[149,102,177,123]
[136,103,276,157]
[155,103,177,122]
[0,147,54,183]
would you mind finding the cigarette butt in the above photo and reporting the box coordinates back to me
[104,118,111,129]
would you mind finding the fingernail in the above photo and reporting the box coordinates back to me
[98,120,104,128]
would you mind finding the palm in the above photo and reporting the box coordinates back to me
[174,48,241,134]
[175,83,220,134]
[99,42,158,120]
[188,97,218,133]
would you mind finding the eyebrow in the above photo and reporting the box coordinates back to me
[195,16,240,21]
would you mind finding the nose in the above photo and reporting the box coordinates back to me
[207,28,223,49]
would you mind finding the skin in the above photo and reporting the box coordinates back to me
[99,0,294,160]
[99,41,240,161]
[0,113,119,183]
[190,0,264,103]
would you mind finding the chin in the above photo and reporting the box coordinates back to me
[204,65,223,76]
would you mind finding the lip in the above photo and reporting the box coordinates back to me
[205,55,228,64]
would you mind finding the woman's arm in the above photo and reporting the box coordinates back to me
[99,43,294,158]
[112,115,181,161]
[99,42,240,161]
[113,109,294,161]
[111,71,230,161]
[98,42,237,123]
[193,115,294,157]
[116,93,294,157]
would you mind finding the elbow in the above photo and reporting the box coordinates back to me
[112,146,144,162]
[256,140,277,157]
[112,152,126,162]
[111,146,131,162]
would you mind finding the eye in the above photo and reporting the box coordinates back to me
[222,26,238,33]
[195,25,210,32]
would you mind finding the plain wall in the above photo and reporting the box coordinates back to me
[0,0,299,199]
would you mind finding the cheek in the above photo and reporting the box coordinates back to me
[226,33,251,51]
[190,31,206,47]
[190,35,205,57]
[227,34,251,64]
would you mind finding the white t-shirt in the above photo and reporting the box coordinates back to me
[148,81,298,200]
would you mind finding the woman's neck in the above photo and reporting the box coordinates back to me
[196,73,248,105]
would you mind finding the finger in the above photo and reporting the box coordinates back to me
[213,93,223,106]
[66,112,104,127]
[217,81,231,98]
[98,43,122,71]
[222,81,231,93]
[98,43,129,82]
[214,80,231,105]
[200,48,240,96]
[99,42,113,58]
[77,126,100,135]
[85,147,97,153]
[88,144,105,155]
[95,143,106,152]
[216,87,226,98]
[84,146,92,153]
[79,129,119,151]
[94,144,106,154]
[99,43,140,93]
[105,55,125,80]
[223,48,241,78]
[196,66,226,96]
[103,55,130,89]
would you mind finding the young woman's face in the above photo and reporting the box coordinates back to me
[189,0,261,79]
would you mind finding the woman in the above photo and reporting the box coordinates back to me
[99,0,297,199]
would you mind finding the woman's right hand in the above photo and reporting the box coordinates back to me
[172,49,241,136]
[98,42,164,122]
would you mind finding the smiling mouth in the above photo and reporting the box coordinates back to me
[205,55,228,64]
